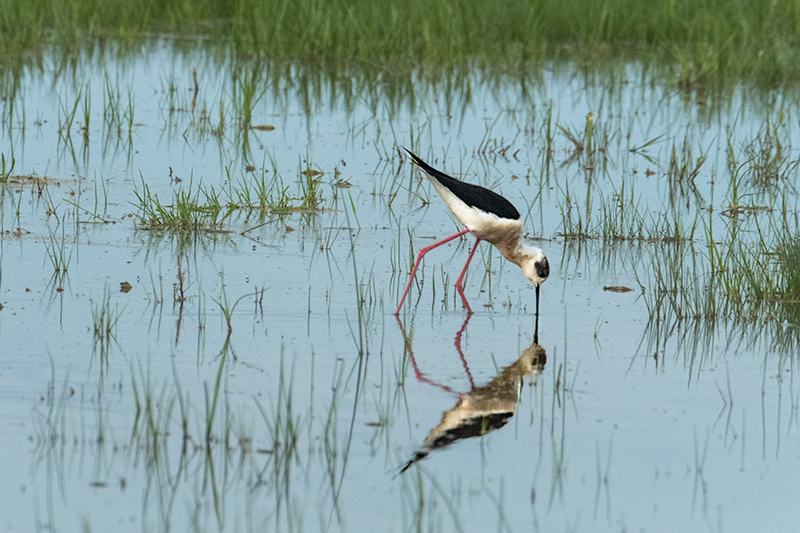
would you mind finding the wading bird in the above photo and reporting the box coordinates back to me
[395,149,549,315]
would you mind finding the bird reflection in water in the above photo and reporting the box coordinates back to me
[397,316,546,473]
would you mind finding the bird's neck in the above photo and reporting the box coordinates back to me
[480,222,527,267]
[496,239,528,268]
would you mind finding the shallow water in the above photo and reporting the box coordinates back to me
[1,41,799,532]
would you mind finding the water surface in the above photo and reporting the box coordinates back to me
[1,42,799,532]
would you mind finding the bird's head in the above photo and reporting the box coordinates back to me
[520,245,549,287]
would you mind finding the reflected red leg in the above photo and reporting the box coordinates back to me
[394,228,470,315]
[452,314,475,388]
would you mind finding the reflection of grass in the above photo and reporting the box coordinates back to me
[44,224,73,273]
[258,355,301,462]
[211,274,254,335]
[57,87,82,137]
[103,75,136,137]
[232,67,265,130]
[92,285,123,346]
[743,115,799,190]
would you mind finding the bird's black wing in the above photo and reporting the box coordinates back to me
[404,148,520,221]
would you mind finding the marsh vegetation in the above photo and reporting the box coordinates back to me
[2,5,800,532]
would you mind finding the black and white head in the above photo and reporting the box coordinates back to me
[519,244,549,318]
[519,245,549,288]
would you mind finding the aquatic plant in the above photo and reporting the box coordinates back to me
[0,153,13,183]
[779,231,800,322]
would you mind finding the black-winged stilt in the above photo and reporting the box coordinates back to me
[395,149,549,315]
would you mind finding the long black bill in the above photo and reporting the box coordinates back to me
[534,284,540,344]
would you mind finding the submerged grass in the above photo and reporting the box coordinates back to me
[2,0,800,83]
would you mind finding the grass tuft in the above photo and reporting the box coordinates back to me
[779,233,800,304]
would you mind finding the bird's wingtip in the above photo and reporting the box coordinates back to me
[401,146,420,165]
[400,146,427,169]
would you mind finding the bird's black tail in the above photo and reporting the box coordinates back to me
[402,147,456,184]
[401,147,521,221]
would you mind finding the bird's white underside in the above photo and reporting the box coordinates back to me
[427,177,523,243]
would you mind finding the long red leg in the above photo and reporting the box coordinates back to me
[454,238,480,314]
[395,228,470,315]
